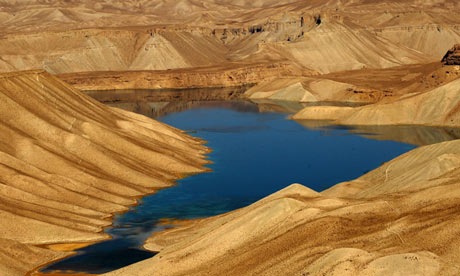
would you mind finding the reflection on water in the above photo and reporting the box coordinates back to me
[106,97,460,147]
[44,95,460,274]
[250,99,368,114]
[295,120,460,146]
[86,86,250,104]
[107,100,260,119]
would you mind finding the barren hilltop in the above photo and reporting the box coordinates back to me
[1,0,460,276]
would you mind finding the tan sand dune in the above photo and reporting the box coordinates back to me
[104,138,460,276]
[0,70,209,275]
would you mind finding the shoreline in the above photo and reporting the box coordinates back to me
[108,138,460,276]
[22,75,460,274]
[27,138,214,275]
[0,70,212,276]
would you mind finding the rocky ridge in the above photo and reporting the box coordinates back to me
[442,44,460,65]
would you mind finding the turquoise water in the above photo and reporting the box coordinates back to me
[42,100,429,273]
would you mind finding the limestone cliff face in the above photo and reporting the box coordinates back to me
[0,70,208,275]
[104,139,460,276]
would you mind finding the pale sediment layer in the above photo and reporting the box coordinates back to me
[105,138,460,276]
[0,70,209,276]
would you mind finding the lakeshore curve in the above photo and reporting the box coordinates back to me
[0,70,209,276]
[105,139,460,276]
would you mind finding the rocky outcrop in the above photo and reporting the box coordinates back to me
[0,70,209,275]
[442,44,460,65]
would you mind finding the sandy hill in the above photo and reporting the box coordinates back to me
[104,138,460,276]
[0,70,208,275]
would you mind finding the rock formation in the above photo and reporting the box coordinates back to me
[442,44,460,65]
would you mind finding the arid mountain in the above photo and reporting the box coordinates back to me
[0,0,459,33]
[0,0,459,76]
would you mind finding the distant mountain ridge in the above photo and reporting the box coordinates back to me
[0,0,459,75]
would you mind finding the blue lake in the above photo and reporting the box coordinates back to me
[42,99,460,274]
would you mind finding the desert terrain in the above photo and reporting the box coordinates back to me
[0,70,209,275]
[1,0,460,275]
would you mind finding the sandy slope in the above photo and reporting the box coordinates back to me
[246,62,460,104]
[292,70,460,126]
[0,238,68,276]
[0,70,209,275]
[104,138,460,276]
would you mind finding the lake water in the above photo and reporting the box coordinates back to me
[41,99,460,274]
